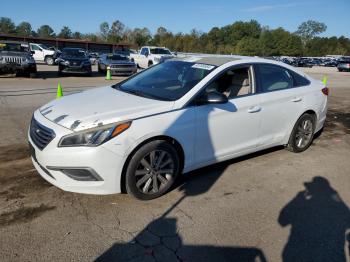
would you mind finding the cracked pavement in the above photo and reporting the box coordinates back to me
[1,66,350,261]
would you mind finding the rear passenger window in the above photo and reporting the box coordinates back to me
[258,64,293,92]
[288,70,311,87]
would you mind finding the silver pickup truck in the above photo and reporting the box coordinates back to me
[0,40,37,77]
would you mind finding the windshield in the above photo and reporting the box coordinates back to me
[116,61,216,101]
[0,42,29,52]
[62,49,87,58]
[150,48,171,55]
[107,54,129,61]
[38,44,50,50]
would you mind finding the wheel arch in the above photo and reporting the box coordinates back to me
[283,109,318,145]
[120,135,185,193]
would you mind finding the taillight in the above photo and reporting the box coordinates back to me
[321,87,329,96]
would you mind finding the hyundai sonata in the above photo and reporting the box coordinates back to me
[28,56,328,200]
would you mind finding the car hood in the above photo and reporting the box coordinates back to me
[39,86,174,131]
[0,51,30,57]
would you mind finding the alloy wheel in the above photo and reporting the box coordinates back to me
[135,150,175,194]
[295,119,313,149]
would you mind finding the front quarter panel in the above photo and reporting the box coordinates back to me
[102,107,196,172]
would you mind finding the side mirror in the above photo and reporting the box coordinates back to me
[197,91,228,105]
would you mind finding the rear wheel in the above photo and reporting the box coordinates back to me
[286,114,315,153]
[125,140,180,200]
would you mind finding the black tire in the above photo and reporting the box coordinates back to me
[125,140,180,200]
[98,64,103,74]
[45,56,54,66]
[286,113,315,153]
[148,61,153,67]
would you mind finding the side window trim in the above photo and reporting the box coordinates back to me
[187,63,257,107]
[255,63,295,94]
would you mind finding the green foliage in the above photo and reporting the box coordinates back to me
[16,22,32,36]
[58,26,72,39]
[1,17,349,56]
[37,25,55,38]
[296,20,327,44]
[0,17,16,34]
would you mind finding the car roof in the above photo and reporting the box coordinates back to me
[173,55,305,72]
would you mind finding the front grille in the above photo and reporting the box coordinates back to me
[69,61,82,66]
[110,64,135,68]
[4,56,24,64]
[30,117,55,150]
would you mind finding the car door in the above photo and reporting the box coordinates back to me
[194,65,262,166]
[30,44,44,61]
[255,63,306,147]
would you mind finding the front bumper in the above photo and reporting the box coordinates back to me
[0,62,36,73]
[59,64,91,74]
[28,111,125,195]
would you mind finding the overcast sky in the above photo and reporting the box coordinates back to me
[1,0,349,37]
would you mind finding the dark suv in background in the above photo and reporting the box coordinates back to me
[337,57,350,72]
[0,40,37,77]
[56,48,92,76]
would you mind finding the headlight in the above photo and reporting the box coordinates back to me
[25,56,35,63]
[58,121,132,147]
[60,60,69,66]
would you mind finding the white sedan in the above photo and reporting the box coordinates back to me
[28,56,328,200]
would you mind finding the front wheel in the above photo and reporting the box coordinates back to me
[286,114,315,153]
[125,140,180,200]
[45,56,54,65]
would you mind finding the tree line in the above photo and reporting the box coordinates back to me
[1,17,349,56]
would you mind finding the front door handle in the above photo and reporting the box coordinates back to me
[291,97,302,102]
[247,106,261,113]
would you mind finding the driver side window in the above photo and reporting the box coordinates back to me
[140,48,148,55]
[30,44,41,51]
[205,66,252,99]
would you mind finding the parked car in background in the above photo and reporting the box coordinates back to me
[0,40,37,77]
[295,58,313,68]
[29,43,56,65]
[130,46,174,68]
[98,53,137,76]
[29,55,328,200]
[56,48,92,76]
[88,53,99,65]
[337,57,350,72]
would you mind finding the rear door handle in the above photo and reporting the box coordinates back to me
[247,106,261,113]
[291,97,302,102]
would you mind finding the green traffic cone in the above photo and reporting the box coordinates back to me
[56,82,63,99]
[105,67,112,80]
[322,76,328,86]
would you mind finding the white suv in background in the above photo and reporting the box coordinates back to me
[29,43,56,65]
[130,46,174,68]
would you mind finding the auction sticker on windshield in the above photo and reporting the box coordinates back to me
[191,63,215,70]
